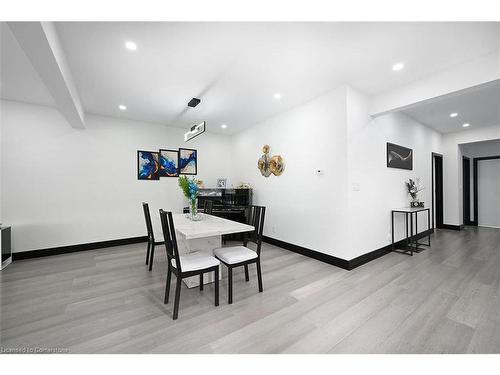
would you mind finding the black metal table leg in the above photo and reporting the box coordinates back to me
[405,212,409,251]
[427,208,431,246]
[391,211,395,251]
[410,212,414,256]
[415,211,420,252]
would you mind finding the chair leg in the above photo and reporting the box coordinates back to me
[256,260,263,293]
[173,276,182,320]
[214,268,219,306]
[145,242,151,265]
[228,267,233,304]
[148,243,155,271]
[164,265,172,304]
[199,273,204,291]
[244,264,249,282]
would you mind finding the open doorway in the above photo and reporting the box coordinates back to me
[432,152,444,229]
[473,155,500,228]
[462,156,472,225]
[461,139,500,228]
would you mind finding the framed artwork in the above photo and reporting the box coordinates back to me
[137,150,159,180]
[179,148,197,175]
[387,142,413,170]
[217,178,227,188]
[159,149,179,177]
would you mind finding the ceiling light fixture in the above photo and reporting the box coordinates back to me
[185,121,206,142]
[449,113,458,118]
[188,98,201,108]
[220,124,227,129]
[392,62,405,71]
[125,41,137,51]
[273,93,282,100]
[462,123,470,128]
[119,105,127,110]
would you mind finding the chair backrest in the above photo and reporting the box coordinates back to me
[142,202,155,241]
[204,200,214,215]
[246,205,266,256]
[159,209,182,272]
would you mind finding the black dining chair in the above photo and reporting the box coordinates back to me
[159,209,220,320]
[204,200,214,215]
[142,202,165,271]
[213,205,265,304]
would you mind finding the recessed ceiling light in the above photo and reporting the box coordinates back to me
[118,105,127,110]
[392,62,405,71]
[449,113,458,118]
[462,123,470,128]
[273,93,282,100]
[125,41,137,51]
[220,124,227,129]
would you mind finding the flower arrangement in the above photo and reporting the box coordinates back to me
[406,178,424,202]
[179,176,200,219]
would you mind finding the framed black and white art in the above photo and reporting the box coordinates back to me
[387,142,413,170]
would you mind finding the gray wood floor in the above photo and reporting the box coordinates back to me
[1,227,499,354]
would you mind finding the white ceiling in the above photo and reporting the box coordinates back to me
[0,23,56,107]
[402,80,500,133]
[1,22,500,134]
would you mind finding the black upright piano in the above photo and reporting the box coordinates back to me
[197,188,252,223]
[183,188,252,240]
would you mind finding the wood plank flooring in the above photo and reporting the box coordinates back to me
[1,226,499,353]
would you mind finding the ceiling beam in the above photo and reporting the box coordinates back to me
[7,22,85,129]
[370,51,500,117]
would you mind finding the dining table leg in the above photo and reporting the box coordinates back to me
[176,234,223,288]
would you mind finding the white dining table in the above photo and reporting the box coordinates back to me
[171,213,254,288]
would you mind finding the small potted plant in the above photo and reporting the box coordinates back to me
[179,176,201,220]
[406,178,424,207]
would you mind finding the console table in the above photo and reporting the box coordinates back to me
[391,207,431,256]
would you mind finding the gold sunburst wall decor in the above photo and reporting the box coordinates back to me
[257,145,285,177]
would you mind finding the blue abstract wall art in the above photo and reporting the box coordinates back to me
[137,150,159,180]
[159,149,179,177]
[179,148,197,175]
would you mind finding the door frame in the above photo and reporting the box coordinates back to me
[462,156,472,225]
[473,155,500,227]
[431,152,444,229]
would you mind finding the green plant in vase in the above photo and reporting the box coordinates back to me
[179,176,200,220]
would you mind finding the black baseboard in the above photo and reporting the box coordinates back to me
[262,236,350,269]
[12,236,148,261]
[348,228,434,269]
[440,224,462,231]
[264,228,435,271]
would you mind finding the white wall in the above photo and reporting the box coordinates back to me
[442,125,500,225]
[0,100,3,224]
[3,89,493,260]
[231,85,443,260]
[1,100,234,252]
[346,87,443,258]
[231,86,351,258]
